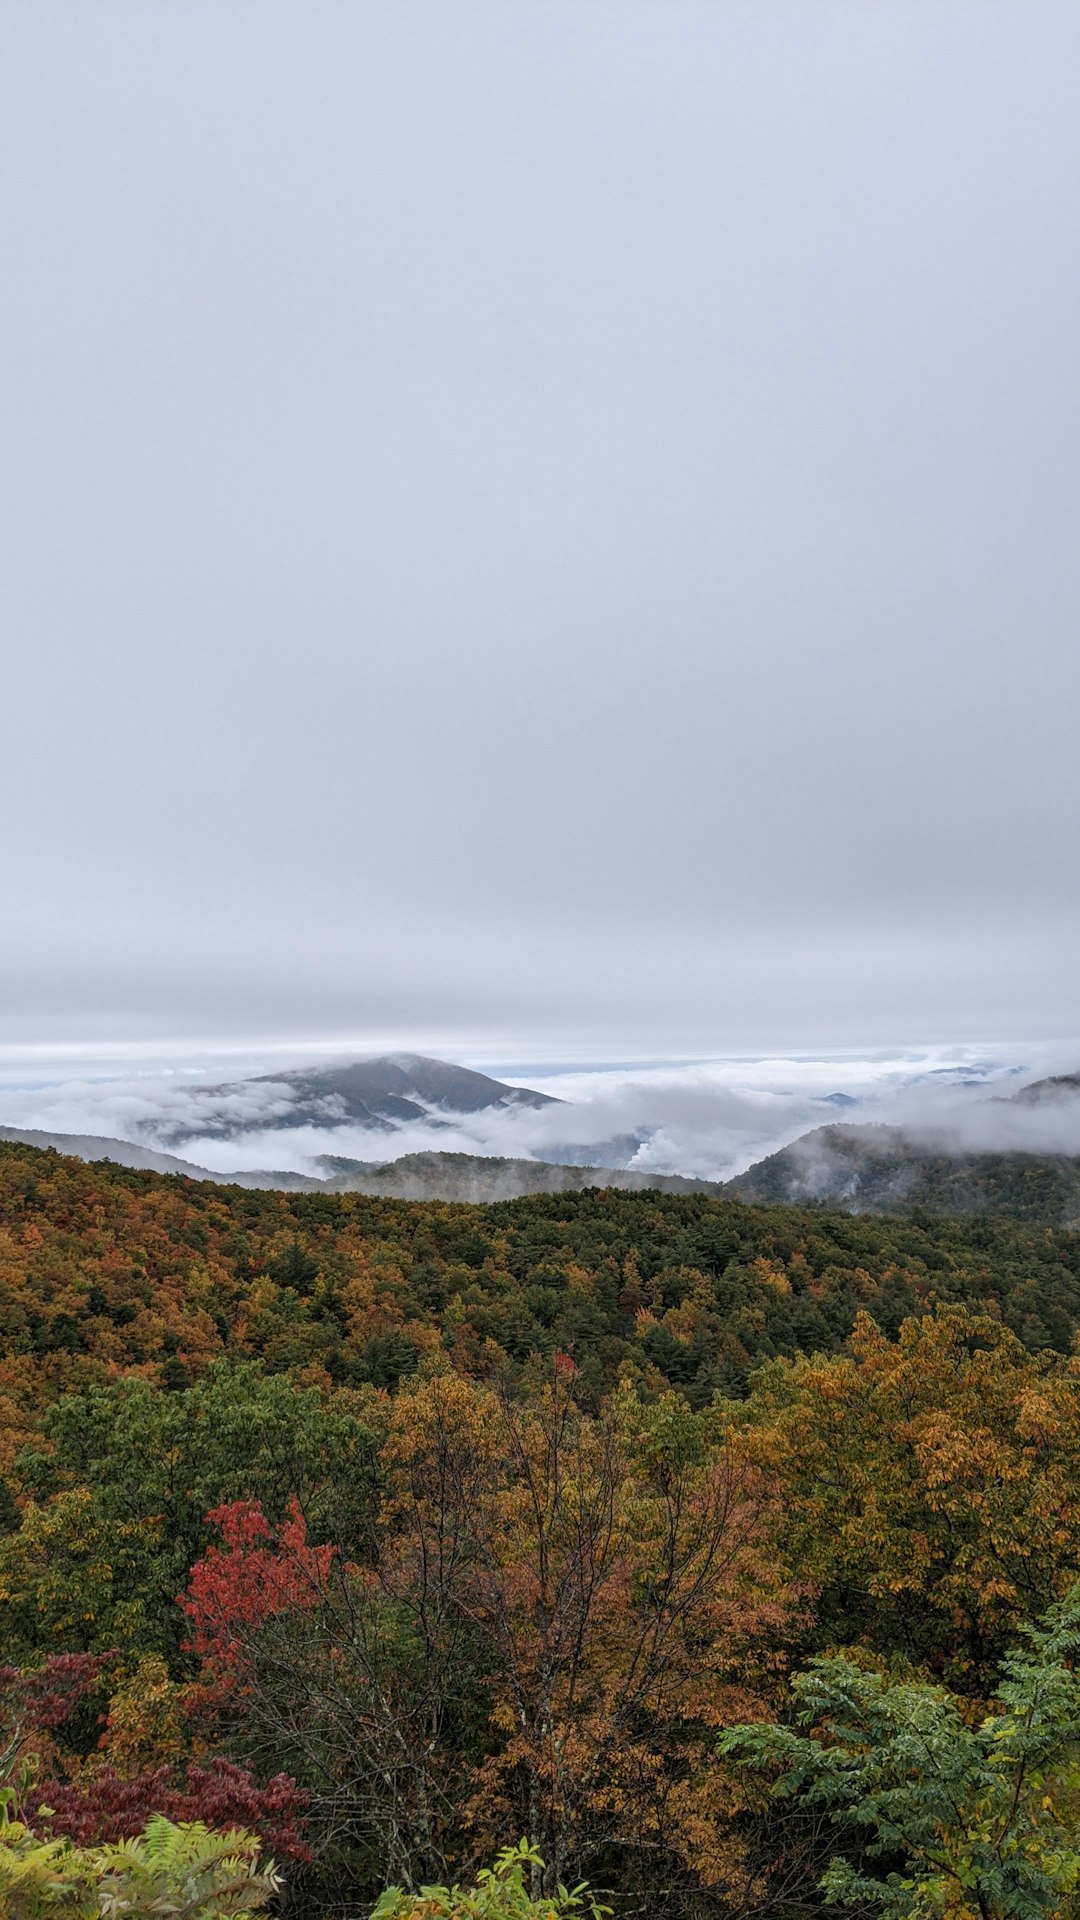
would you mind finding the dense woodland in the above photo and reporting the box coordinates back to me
[4,1137,1080,1918]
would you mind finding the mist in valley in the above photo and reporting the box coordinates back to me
[2,1043,1078,1186]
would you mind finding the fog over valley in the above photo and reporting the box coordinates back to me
[3,1043,1080,1189]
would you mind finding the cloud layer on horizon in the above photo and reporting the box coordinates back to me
[3,1045,1080,1183]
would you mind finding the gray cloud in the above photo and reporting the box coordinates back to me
[882,1088,1080,1159]
[2,3,1079,1057]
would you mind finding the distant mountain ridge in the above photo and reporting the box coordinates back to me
[157,1052,559,1144]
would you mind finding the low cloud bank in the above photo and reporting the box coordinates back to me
[882,1086,1080,1158]
[1,1045,1077,1183]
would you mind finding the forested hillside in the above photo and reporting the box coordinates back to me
[731,1122,1080,1224]
[4,1138,1080,1425]
[5,1137,1080,1917]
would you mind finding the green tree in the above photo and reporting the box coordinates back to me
[721,1583,1080,1920]
[2,1365,377,1663]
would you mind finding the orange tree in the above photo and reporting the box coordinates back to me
[740,1307,1080,1686]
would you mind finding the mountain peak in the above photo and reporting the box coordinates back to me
[161,1053,559,1144]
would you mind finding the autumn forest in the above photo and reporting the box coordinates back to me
[3,1137,1080,1918]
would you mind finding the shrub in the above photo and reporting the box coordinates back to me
[371,1839,610,1920]
[0,1797,280,1919]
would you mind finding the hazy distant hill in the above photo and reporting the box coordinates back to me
[1009,1072,1080,1106]
[729,1122,1080,1226]
[0,1126,335,1191]
[0,1127,222,1180]
[0,1126,716,1203]
[315,1151,719,1201]
[159,1052,559,1143]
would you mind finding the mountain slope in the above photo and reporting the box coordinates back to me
[0,1126,220,1181]
[730,1123,1080,1226]
[1009,1072,1080,1107]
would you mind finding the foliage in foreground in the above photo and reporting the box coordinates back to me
[0,1800,279,1918]
[372,1838,610,1920]
[9,1311,1080,1913]
[176,1371,788,1898]
[722,1583,1080,1920]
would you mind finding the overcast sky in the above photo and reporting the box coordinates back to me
[3,1,1080,1071]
